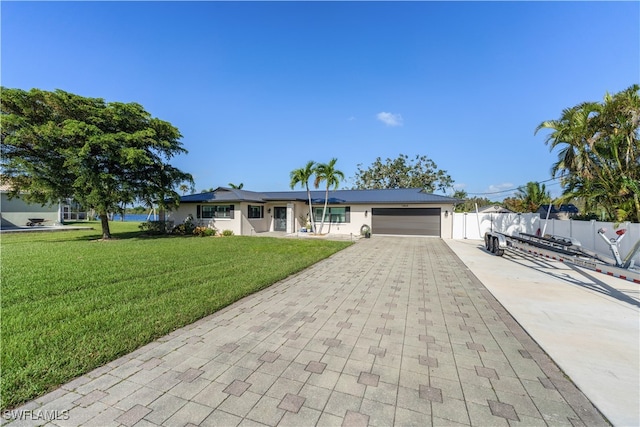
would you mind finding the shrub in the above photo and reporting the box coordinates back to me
[172,215,196,235]
[139,221,173,235]
[221,229,234,236]
[193,226,216,237]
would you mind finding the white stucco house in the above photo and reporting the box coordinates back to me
[167,187,460,238]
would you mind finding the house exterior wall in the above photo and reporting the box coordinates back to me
[167,203,241,235]
[0,193,60,228]
[168,201,455,238]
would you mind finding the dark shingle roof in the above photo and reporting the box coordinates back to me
[178,187,459,205]
[180,187,268,203]
[538,204,579,214]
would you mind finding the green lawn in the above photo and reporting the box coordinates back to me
[0,222,352,409]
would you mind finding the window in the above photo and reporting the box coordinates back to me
[201,206,215,219]
[248,205,264,219]
[313,207,350,223]
[197,205,234,219]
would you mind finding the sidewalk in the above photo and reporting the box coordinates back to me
[4,237,611,426]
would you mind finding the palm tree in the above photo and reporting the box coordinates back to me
[289,161,317,233]
[179,184,189,195]
[514,181,551,213]
[536,102,600,182]
[536,85,640,222]
[314,158,345,234]
[228,182,244,189]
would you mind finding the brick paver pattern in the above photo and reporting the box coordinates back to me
[8,238,607,426]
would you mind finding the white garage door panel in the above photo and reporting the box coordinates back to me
[371,208,441,236]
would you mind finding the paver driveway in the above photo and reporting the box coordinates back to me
[6,237,607,426]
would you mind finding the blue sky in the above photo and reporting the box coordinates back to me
[2,1,638,200]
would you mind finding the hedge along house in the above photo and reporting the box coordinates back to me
[168,187,459,238]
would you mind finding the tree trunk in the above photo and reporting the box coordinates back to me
[99,213,112,239]
[318,188,329,234]
[305,185,316,233]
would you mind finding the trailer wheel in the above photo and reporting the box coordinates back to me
[492,237,504,256]
[484,234,491,251]
[487,236,494,253]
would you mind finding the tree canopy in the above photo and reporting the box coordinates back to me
[502,181,551,213]
[1,87,193,238]
[452,190,494,213]
[535,85,640,222]
[352,154,454,193]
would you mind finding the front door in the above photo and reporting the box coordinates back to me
[274,207,287,231]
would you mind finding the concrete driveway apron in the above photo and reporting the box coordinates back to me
[9,237,607,426]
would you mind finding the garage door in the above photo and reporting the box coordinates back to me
[371,208,441,236]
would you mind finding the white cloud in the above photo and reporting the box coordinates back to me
[376,112,403,127]
[488,183,514,193]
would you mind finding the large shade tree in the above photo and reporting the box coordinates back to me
[314,158,345,234]
[1,88,193,239]
[535,85,640,222]
[353,154,454,193]
[289,160,317,233]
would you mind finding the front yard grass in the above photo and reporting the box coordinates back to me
[0,222,352,409]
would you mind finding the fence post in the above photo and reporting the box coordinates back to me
[463,213,467,239]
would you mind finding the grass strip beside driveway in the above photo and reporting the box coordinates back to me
[1,222,352,409]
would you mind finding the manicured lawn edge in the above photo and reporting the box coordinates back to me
[1,222,352,409]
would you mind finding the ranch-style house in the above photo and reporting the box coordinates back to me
[168,187,459,238]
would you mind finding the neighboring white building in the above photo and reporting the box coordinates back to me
[1,186,87,228]
[167,187,459,238]
[1,191,59,228]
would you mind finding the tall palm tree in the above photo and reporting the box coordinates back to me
[228,182,244,189]
[535,103,596,178]
[536,85,640,222]
[289,161,317,232]
[314,158,345,234]
[179,184,189,195]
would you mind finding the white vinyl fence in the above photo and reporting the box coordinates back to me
[452,212,640,267]
[452,212,540,240]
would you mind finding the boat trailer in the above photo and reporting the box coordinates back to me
[484,228,640,283]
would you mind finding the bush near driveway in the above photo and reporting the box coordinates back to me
[0,222,351,409]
